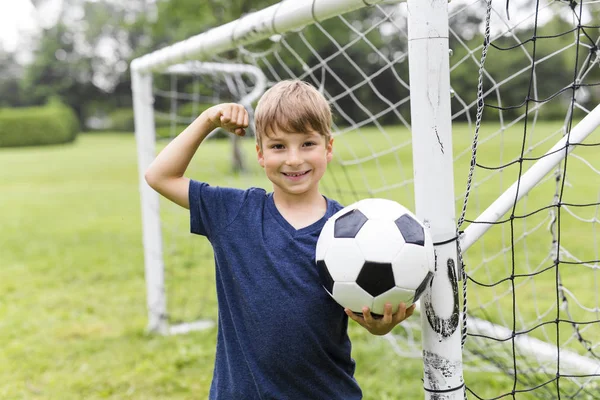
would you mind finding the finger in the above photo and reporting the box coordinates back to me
[229,106,239,127]
[392,303,407,324]
[220,108,231,124]
[236,106,248,127]
[345,309,364,325]
[382,303,393,324]
[405,303,416,318]
[242,109,249,127]
[234,127,246,136]
[362,307,374,324]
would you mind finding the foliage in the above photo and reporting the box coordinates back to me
[0,0,597,128]
[148,0,277,47]
[448,10,600,122]
[105,103,211,134]
[0,101,79,147]
[20,22,106,128]
[0,49,26,108]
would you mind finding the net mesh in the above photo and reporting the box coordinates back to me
[147,0,600,397]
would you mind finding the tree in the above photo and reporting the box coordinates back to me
[0,49,26,107]
[22,0,159,125]
[21,22,103,124]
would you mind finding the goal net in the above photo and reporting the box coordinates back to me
[132,0,600,397]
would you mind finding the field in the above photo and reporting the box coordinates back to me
[0,122,598,398]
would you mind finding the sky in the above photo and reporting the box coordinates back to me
[0,0,61,53]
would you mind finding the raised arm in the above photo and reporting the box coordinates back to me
[144,103,249,209]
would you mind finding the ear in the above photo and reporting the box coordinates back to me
[326,137,334,163]
[256,143,265,168]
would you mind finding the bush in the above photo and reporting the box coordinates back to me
[115,101,225,138]
[106,106,199,133]
[107,103,235,140]
[0,102,79,148]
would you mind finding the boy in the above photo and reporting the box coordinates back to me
[145,80,415,399]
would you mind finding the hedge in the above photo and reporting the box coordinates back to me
[106,102,215,134]
[0,103,79,148]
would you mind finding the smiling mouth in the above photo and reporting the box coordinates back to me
[282,170,310,177]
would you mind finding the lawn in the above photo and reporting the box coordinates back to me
[0,125,597,399]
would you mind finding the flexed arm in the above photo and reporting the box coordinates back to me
[144,103,249,209]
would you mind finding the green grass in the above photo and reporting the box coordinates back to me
[0,135,211,399]
[0,127,597,399]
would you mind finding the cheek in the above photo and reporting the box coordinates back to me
[262,156,279,169]
[318,151,331,164]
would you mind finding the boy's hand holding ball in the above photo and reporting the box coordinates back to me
[345,303,416,336]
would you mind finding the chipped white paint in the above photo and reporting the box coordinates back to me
[407,0,465,398]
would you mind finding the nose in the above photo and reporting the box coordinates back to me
[285,149,303,166]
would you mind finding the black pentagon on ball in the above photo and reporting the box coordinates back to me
[317,260,334,294]
[334,209,368,238]
[395,214,425,246]
[412,271,434,303]
[356,262,395,297]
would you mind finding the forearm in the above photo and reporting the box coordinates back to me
[143,103,247,209]
[145,114,214,184]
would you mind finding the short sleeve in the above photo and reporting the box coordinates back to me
[189,180,249,238]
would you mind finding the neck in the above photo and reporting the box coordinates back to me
[272,188,328,230]
[272,188,325,211]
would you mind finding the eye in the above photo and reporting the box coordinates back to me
[303,141,317,147]
[270,143,285,150]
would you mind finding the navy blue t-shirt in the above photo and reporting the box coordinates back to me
[189,180,362,400]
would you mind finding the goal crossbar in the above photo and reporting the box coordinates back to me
[131,0,403,74]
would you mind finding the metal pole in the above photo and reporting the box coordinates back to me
[460,103,600,252]
[132,69,168,334]
[407,0,465,397]
[130,0,403,73]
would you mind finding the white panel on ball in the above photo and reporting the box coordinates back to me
[323,240,366,282]
[372,287,415,314]
[353,198,408,221]
[355,219,405,263]
[315,216,335,261]
[391,244,431,290]
[333,282,373,312]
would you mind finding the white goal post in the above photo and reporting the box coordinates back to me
[132,0,600,398]
[132,61,267,335]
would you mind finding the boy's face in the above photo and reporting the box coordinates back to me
[256,127,333,199]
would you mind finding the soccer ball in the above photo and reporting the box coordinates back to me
[316,198,435,316]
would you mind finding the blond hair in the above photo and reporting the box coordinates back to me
[254,80,332,148]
